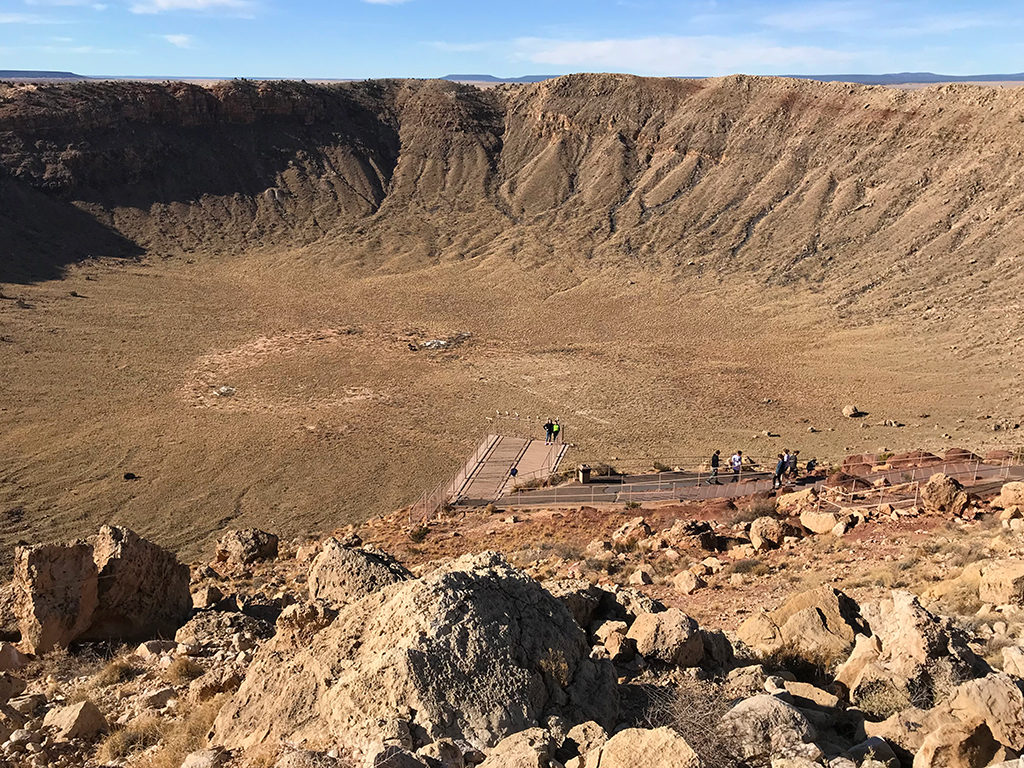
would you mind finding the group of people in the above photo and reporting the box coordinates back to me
[542,418,563,445]
[772,449,801,489]
[705,449,743,485]
[705,447,814,487]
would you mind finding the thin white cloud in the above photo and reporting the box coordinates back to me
[511,35,862,77]
[162,32,193,47]
[130,0,253,14]
[0,12,63,22]
[24,0,108,8]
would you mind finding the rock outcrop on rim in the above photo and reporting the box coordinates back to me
[11,527,190,654]
[307,538,412,606]
[212,551,618,757]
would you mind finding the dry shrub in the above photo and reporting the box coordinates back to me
[408,524,429,544]
[92,656,141,688]
[133,694,230,768]
[729,496,778,524]
[645,677,741,767]
[163,656,205,685]
[98,714,165,761]
[729,558,769,578]
[759,640,847,685]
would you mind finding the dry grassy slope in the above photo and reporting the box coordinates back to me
[0,74,1022,568]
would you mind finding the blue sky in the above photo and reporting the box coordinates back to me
[1,0,1021,78]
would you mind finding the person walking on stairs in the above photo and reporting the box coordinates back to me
[730,450,743,480]
[551,420,561,444]
[543,419,554,445]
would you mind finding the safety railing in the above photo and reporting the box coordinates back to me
[408,435,498,523]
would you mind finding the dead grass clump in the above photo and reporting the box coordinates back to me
[134,695,229,768]
[728,558,770,578]
[645,677,741,767]
[728,495,778,524]
[856,680,913,721]
[98,715,165,761]
[408,524,429,544]
[163,656,205,685]
[92,656,142,688]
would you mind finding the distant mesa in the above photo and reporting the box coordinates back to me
[441,74,555,83]
[0,70,87,80]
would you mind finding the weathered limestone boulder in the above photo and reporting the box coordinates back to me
[577,727,699,768]
[738,586,864,660]
[979,560,1024,606]
[0,642,28,672]
[673,571,705,595]
[417,740,464,768]
[83,525,191,641]
[750,517,784,552]
[842,405,863,418]
[212,552,618,757]
[911,721,998,768]
[215,529,279,567]
[610,517,651,549]
[718,695,820,766]
[626,609,704,667]
[13,542,98,654]
[921,474,971,517]
[308,539,412,607]
[180,749,229,768]
[948,673,1024,751]
[372,746,430,768]
[777,487,818,515]
[1001,645,1024,678]
[0,672,26,704]
[799,509,844,535]
[841,591,986,707]
[544,580,604,629]
[43,699,108,740]
[993,482,1024,510]
[0,582,17,640]
[478,728,554,768]
[274,601,338,648]
[557,721,607,764]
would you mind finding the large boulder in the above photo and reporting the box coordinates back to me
[478,728,554,768]
[212,552,618,758]
[42,699,108,740]
[576,727,700,768]
[839,591,987,708]
[215,529,279,567]
[993,482,1024,510]
[737,586,864,662]
[0,582,17,641]
[626,609,704,667]
[921,474,970,517]
[0,672,26,704]
[0,642,28,672]
[911,721,999,768]
[12,542,98,654]
[308,540,412,607]
[749,517,784,552]
[979,560,1024,606]
[948,673,1024,751]
[544,580,604,629]
[82,525,191,641]
[718,695,820,766]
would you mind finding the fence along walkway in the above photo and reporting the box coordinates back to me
[497,453,1023,509]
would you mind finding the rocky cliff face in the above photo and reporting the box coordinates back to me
[2,74,1023,312]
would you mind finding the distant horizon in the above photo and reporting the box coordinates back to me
[2,1,1023,81]
[5,69,1024,86]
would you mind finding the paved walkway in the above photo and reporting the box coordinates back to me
[490,459,1024,509]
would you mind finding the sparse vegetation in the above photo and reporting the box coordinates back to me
[98,714,165,761]
[645,677,741,767]
[163,656,205,685]
[92,656,141,688]
[134,695,229,768]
